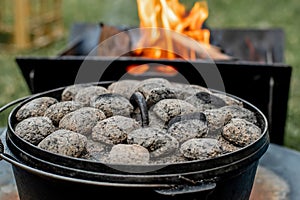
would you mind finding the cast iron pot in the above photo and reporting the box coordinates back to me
[0,82,269,200]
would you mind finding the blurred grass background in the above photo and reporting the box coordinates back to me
[0,0,299,150]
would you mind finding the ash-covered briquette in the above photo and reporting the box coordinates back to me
[82,140,110,162]
[38,129,87,158]
[222,118,261,147]
[108,79,140,99]
[61,83,93,101]
[180,138,223,160]
[185,92,226,112]
[91,115,140,145]
[44,101,83,126]
[170,83,212,100]
[134,79,173,107]
[219,105,257,124]
[217,136,240,153]
[152,99,198,122]
[15,117,56,145]
[203,105,258,138]
[142,87,177,108]
[127,127,179,158]
[148,110,166,130]
[135,78,172,88]
[203,108,231,138]
[74,86,108,106]
[15,97,58,121]
[59,107,106,136]
[108,144,150,165]
[167,112,207,127]
[90,93,133,118]
[167,119,208,143]
[135,83,177,108]
[213,93,243,107]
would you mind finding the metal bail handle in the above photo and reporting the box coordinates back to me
[0,138,4,161]
[130,92,149,127]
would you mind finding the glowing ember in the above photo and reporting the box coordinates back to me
[133,0,212,60]
[126,64,178,76]
[126,64,150,75]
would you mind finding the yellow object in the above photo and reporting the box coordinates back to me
[0,0,64,49]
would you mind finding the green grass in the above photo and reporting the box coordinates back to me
[1,0,300,151]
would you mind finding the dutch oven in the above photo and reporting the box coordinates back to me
[0,81,269,200]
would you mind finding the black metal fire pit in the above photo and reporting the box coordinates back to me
[16,56,291,146]
[14,23,291,147]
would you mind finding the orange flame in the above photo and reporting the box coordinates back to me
[133,0,210,60]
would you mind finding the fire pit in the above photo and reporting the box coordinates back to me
[16,56,291,146]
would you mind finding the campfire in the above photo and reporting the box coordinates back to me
[97,0,231,62]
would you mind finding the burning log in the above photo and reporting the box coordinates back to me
[96,0,232,60]
[167,30,233,60]
[96,23,232,60]
[132,0,232,60]
[97,23,131,57]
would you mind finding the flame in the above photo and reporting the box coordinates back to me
[133,0,210,60]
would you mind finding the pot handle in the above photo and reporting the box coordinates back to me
[0,138,4,161]
[154,182,216,198]
[0,139,15,163]
[0,132,18,163]
[0,138,26,168]
[130,92,149,127]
